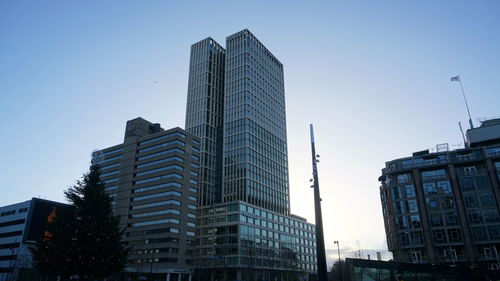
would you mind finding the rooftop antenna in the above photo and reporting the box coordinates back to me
[450,75,474,129]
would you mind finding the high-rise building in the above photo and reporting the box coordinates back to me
[185,38,225,207]
[0,198,67,281]
[379,118,500,270]
[92,117,201,280]
[186,29,317,281]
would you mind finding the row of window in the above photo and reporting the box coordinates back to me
[139,132,186,146]
[136,156,184,169]
[137,148,184,161]
[138,140,186,153]
[135,164,184,177]
[132,191,182,202]
[130,209,181,218]
[130,218,180,227]
[133,173,182,185]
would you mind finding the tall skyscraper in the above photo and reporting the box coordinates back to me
[186,30,316,281]
[379,118,500,269]
[186,38,225,207]
[223,30,290,215]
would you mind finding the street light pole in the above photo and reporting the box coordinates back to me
[309,124,328,281]
[334,241,341,281]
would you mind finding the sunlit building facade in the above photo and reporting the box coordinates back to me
[379,118,500,270]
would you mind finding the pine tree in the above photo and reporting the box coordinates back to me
[32,165,128,280]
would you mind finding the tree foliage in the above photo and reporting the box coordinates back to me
[32,165,128,280]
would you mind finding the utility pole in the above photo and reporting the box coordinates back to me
[309,124,328,281]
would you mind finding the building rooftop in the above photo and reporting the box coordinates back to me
[467,117,500,147]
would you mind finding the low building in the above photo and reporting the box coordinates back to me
[196,201,317,281]
[91,117,200,281]
[379,118,500,269]
[0,198,67,281]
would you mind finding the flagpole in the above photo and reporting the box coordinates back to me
[457,76,474,129]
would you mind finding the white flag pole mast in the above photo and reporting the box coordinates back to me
[457,75,474,129]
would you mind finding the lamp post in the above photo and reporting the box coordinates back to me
[334,241,341,281]
[309,124,328,281]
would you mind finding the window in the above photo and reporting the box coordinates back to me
[409,215,421,228]
[131,200,180,210]
[105,186,118,192]
[431,214,443,227]
[138,132,186,146]
[135,165,184,177]
[137,148,184,161]
[132,191,181,201]
[136,156,184,169]
[133,182,182,193]
[187,231,195,236]
[397,174,411,183]
[187,222,196,228]
[448,229,462,242]
[130,218,180,227]
[471,227,487,241]
[130,209,180,218]
[405,185,416,198]
[133,173,182,185]
[407,200,418,213]
[433,230,446,243]
[438,181,452,193]
[489,226,500,240]
[188,204,196,210]
[422,169,446,180]
[423,183,437,195]
[187,213,196,219]
[445,212,458,226]
[399,232,409,246]
[426,199,439,210]
[101,170,120,178]
[468,211,483,224]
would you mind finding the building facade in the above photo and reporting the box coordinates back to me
[185,29,317,280]
[0,198,67,281]
[92,117,201,281]
[379,118,500,270]
[185,38,226,207]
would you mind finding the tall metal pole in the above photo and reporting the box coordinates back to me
[451,75,474,129]
[310,124,328,281]
[334,241,342,281]
[458,78,474,129]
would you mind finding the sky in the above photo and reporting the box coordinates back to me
[1,0,500,265]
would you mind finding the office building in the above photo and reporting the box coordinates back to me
[92,117,200,281]
[379,118,500,270]
[185,29,317,280]
[0,198,67,281]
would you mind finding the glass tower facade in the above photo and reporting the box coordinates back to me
[185,30,316,280]
[185,38,225,207]
[223,30,290,215]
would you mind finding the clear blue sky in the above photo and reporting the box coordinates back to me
[1,0,499,263]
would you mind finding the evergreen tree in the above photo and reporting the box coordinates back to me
[32,165,128,280]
